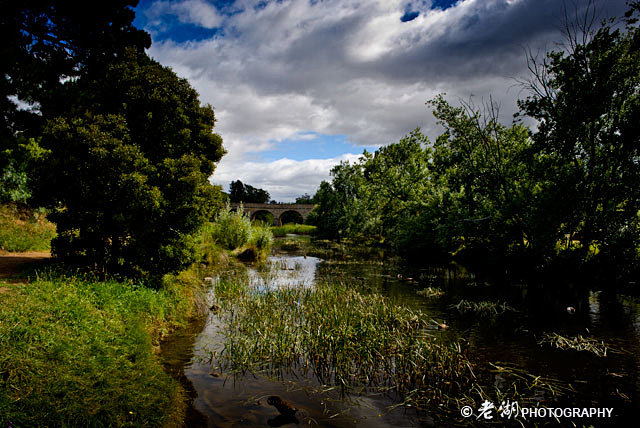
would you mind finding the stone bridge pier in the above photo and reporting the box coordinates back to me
[229,203,315,226]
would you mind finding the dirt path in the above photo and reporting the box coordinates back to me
[0,251,51,284]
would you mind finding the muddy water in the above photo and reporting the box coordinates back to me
[161,236,640,427]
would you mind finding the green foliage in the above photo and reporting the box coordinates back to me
[295,193,315,204]
[518,7,640,276]
[34,50,225,280]
[0,204,56,252]
[4,4,225,280]
[270,223,317,237]
[311,116,537,265]
[250,223,274,252]
[0,137,49,204]
[0,269,209,427]
[210,204,252,251]
[311,7,640,278]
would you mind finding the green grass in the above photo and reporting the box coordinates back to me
[0,267,209,427]
[270,223,316,237]
[0,204,56,252]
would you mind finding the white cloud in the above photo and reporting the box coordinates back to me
[212,153,363,201]
[139,0,626,199]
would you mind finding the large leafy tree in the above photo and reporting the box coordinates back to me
[3,2,226,279]
[37,50,225,279]
[519,4,640,274]
[1,1,150,199]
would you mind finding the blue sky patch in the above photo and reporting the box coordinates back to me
[401,10,420,22]
[431,0,458,10]
[261,133,374,162]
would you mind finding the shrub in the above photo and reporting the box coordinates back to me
[250,223,273,252]
[0,204,56,252]
[210,204,251,250]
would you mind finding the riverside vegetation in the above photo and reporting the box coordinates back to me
[0,205,272,427]
[307,6,640,286]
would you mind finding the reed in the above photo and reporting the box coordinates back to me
[450,299,517,317]
[211,277,477,416]
[417,287,445,298]
[538,332,608,357]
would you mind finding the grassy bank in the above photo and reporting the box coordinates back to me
[0,266,209,427]
[270,223,316,237]
[0,204,56,252]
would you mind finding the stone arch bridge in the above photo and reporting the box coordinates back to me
[229,203,315,225]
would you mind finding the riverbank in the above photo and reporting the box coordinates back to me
[0,204,276,427]
[0,262,211,427]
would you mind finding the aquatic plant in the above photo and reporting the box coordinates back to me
[279,240,302,251]
[450,299,517,317]
[211,279,477,416]
[417,287,445,298]
[538,332,608,357]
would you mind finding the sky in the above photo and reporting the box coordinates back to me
[133,0,626,201]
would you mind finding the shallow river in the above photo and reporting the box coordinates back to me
[160,236,640,427]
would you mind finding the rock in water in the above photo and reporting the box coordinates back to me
[267,396,298,416]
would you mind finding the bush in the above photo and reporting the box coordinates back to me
[210,204,252,250]
[250,223,273,252]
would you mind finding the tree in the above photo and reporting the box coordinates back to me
[35,47,225,280]
[1,1,150,206]
[228,180,270,203]
[428,96,544,267]
[518,3,640,275]
[295,193,315,204]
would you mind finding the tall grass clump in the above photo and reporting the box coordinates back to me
[0,267,210,427]
[0,204,56,252]
[271,223,316,237]
[212,279,477,416]
[210,204,251,250]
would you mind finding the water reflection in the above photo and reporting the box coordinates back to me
[249,255,320,290]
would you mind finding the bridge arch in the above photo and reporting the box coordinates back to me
[250,210,275,224]
[279,210,304,225]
